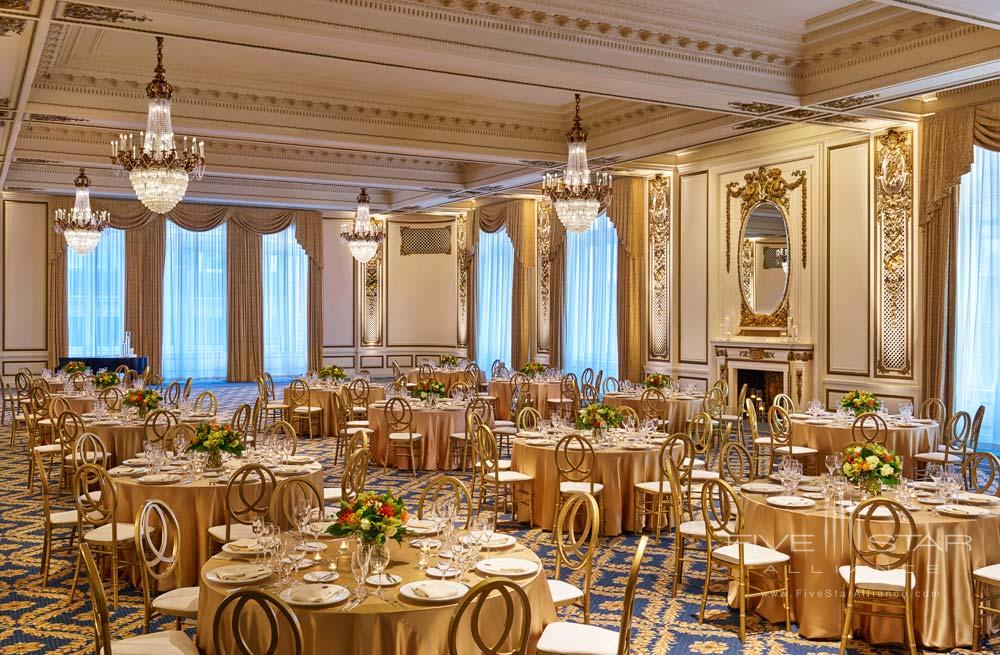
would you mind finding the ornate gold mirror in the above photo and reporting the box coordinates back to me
[738,201,789,319]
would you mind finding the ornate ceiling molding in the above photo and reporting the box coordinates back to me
[0,16,26,37]
[0,1,31,11]
[61,3,150,24]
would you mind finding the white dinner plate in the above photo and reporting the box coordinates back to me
[303,570,339,583]
[459,534,516,549]
[740,482,785,495]
[475,558,539,577]
[136,473,180,485]
[766,495,817,509]
[399,580,468,603]
[805,419,830,425]
[426,565,463,579]
[406,519,439,535]
[206,564,272,584]
[365,573,402,586]
[911,481,938,491]
[122,458,150,467]
[295,541,327,553]
[279,584,350,606]
[935,504,992,518]
[222,540,264,558]
[912,418,935,424]
[789,413,811,419]
[958,492,1000,506]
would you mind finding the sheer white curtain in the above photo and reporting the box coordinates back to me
[955,145,1000,450]
[563,212,618,380]
[162,221,227,380]
[476,227,513,371]
[67,228,125,356]
[262,226,308,376]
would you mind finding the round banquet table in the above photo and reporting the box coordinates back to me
[282,384,386,437]
[196,537,555,655]
[488,379,562,420]
[604,392,704,432]
[739,490,1000,649]
[406,368,483,389]
[113,464,324,588]
[367,402,477,471]
[789,416,939,478]
[54,393,96,415]
[511,438,660,535]
[88,421,146,466]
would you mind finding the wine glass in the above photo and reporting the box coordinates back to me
[350,544,371,601]
[481,511,495,550]
[928,463,944,495]
[369,543,390,599]
[825,454,842,477]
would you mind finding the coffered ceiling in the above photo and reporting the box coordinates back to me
[1,0,1000,213]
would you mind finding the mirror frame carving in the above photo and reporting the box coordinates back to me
[725,166,806,329]
[738,200,790,327]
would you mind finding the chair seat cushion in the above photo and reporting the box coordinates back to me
[106,630,199,655]
[64,451,110,463]
[388,432,423,441]
[346,420,369,428]
[293,406,323,414]
[449,432,468,440]
[754,437,772,445]
[838,565,914,592]
[495,420,515,428]
[49,509,80,526]
[323,487,343,502]
[207,523,255,543]
[33,444,62,454]
[720,414,740,421]
[352,406,366,414]
[634,480,672,494]
[484,471,532,483]
[266,402,289,410]
[494,426,518,436]
[690,469,720,481]
[679,519,737,539]
[536,621,619,655]
[547,578,583,605]
[713,542,789,567]
[973,563,1000,583]
[774,445,818,455]
[84,522,138,544]
[559,481,604,495]
[547,398,572,404]
[151,586,200,615]
[475,459,511,470]
[681,457,706,470]
[346,427,369,436]
[914,451,963,463]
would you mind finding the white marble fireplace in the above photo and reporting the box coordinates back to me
[710,339,815,411]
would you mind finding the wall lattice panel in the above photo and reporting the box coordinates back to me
[362,244,383,346]
[536,202,552,355]
[400,225,452,255]
[647,175,670,361]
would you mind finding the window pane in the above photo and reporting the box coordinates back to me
[66,227,125,357]
[563,213,618,380]
[262,226,308,376]
[162,221,227,380]
[475,227,513,371]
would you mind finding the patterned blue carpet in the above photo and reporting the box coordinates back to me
[0,381,991,653]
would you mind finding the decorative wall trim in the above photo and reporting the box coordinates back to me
[0,17,26,37]
[361,244,383,346]
[61,3,150,23]
[456,213,469,348]
[725,166,806,273]
[873,129,913,379]
[535,202,552,354]
[399,226,452,255]
[646,174,670,361]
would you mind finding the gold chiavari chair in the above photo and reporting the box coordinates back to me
[97,386,123,412]
[326,446,369,507]
[489,359,504,379]
[663,452,715,598]
[553,434,604,537]
[33,376,52,393]
[500,373,530,429]
[547,375,579,421]
[688,411,716,472]
[448,381,472,398]
[27,392,61,490]
[134,500,199,633]
[839,498,918,655]
[536,536,648,655]
[603,376,620,395]
[70,432,111,482]
[963,451,1000,495]
[70,463,142,608]
[767,404,819,474]
[941,404,986,455]
[392,360,403,380]
[8,371,32,447]
[229,403,251,437]
[347,377,371,421]
[718,440,754,486]
[593,370,604,397]
[698,478,791,641]
[773,393,795,414]
[34,449,79,587]
[163,381,181,408]
[465,362,485,391]
[181,377,193,401]
[639,387,668,432]
[580,367,595,388]
[262,420,297,456]
[31,384,56,441]
[144,409,178,447]
[418,363,434,382]
[516,406,541,433]
[580,383,599,406]
[80,543,198,655]
[0,381,16,427]
[192,390,218,416]
[269,478,323,531]
[919,397,948,426]
[619,404,640,429]
[212,589,303,655]
[713,377,729,399]
[114,364,129,375]
[745,397,770,472]
[702,386,725,431]
[418,475,473,528]
[475,425,533,528]
[384,397,424,475]
[56,411,89,491]
[287,378,323,440]
[166,423,196,456]
[69,372,87,392]
[915,410,971,476]
[447,578,531,655]
[345,429,371,462]
[547,492,600,623]
[257,374,289,425]
[248,396,264,445]
[208,464,277,545]
[448,397,492,471]
[851,412,888,445]
[634,433,688,540]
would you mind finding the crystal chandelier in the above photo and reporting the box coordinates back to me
[542,93,612,233]
[53,169,111,255]
[110,36,205,214]
[340,188,384,263]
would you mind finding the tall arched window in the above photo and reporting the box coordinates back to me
[475,227,513,372]
[67,228,125,356]
[262,226,308,376]
[563,212,618,379]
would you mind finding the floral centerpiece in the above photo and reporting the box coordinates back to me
[93,371,119,390]
[413,378,446,399]
[123,388,161,418]
[439,354,459,368]
[317,365,346,382]
[841,442,902,497]
[577,402,625,438]
[187,421,243,469]
[520,361,545,378]
[61,360,87,375]
[840,390,879,416]
[326,491,409,545]
[644,372,669,389]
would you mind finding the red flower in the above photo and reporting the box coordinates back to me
[378,503,395,517]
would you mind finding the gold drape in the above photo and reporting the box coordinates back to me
[608,177,646,382]
[548,216,566,370]
[471,200,536,367]
[47,198,323,377]
[46,197,73,368]
[227,223,263,381]
[919,101,1000,404]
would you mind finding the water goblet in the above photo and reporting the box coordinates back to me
[825,453,842,477]
[351,544,371,600]
[369,543,390,598]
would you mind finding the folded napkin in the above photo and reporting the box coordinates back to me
[228,538,261,552]
[290,585,335,603]
[108,466,134,477]
[412,581,456,600]
[275,464,308,475]
[286,455,314,464]
[482,561,530,574]
[140,473,174,483]
[214,564,267,582]
[407,519,436,531]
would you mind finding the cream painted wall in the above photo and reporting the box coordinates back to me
[321,218,355,350]
[0,198,50,377]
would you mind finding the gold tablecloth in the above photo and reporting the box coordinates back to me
[282,385,386,437]
[740,491,1000,649]
[367,403,474,471]
[604,393,704,432]
[406,369,484,389]
[55,393,96,415]
[488,380,563,421]
[88,423,145,466]
[114,467,324,588]
[789,418,940,478]
[511,439,659,535]
[197,538,556,655]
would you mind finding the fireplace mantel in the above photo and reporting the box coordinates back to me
[710,339,815,409]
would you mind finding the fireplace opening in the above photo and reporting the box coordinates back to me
[735,368,784,414]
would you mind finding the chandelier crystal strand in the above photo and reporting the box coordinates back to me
[110,36,205,214]
[341,188,385,263]
[543,93,612,233]
[53,169,111,255]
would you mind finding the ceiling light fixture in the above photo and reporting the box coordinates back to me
[543,93,612,233]
[110,36,205,214]
[54,168,111,256]
[341,188,384,263]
